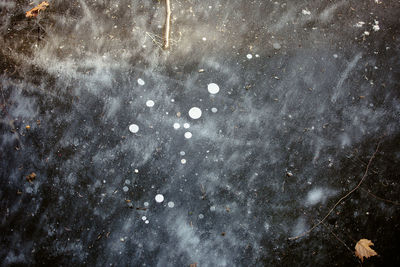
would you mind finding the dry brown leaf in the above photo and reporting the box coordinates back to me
[355,239,378,262]
[26,1,49,18]
[26,172,36,183]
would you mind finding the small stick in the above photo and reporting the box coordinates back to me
[361,187,400,205]
[163,0,171,50]
[289,139,382,240]
[321,223,353,254]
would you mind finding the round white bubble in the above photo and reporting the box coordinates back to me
[123,186,129,192]
[184,132,192,139]
[188,107,202,119]
[180,151,185,156]
[155,194,164,203]
[210,206,216,211]
[129,124,139,133]
[181,159,187,164]
[184,123,190,129]
[125,180,131,185]
[146,100,155,107]
[145,220,149,224]
[246,54,253,59]
[208,83,220,94]
[173,123,180,129]
[168,201,175,208]
[198,214,204,219]
[144,202,149,207]
[211,107,218,113]
[137,78,145,85]
[142,216,147,221]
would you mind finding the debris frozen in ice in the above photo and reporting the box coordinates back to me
[188,107,202,119]
[373,20,380,31]
[273,43,281,50]
[355,21,365,28]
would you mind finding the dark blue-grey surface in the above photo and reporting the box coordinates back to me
[1,0,400,266]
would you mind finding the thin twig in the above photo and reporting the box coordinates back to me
[146,32,163,49]
[289,139,383,240]
[163,0,171,50]
[321,223,354,255]
[361,187,400,205]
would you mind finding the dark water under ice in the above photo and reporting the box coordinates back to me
[1,0,400,266]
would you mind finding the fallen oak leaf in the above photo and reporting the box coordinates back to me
[355,239,378,262]
[26,1,49,18]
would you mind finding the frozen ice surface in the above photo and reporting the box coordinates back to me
[1,0,399,266]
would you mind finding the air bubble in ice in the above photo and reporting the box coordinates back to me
[188,107,202,119]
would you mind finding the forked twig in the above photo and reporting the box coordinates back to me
[289,139,383,240]
[163,0,171,49]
